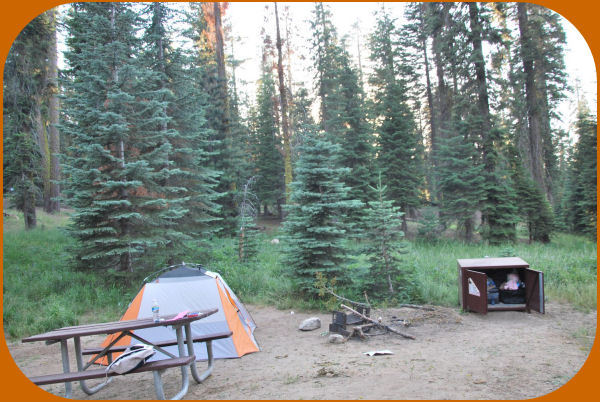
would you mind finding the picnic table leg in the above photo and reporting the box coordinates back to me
[154,325,190,400]
[59,340,72,398]
[73,336,110,395]
[184,323,214,383]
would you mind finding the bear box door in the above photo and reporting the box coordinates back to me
[463,269,488,314]
[524,268,545,313]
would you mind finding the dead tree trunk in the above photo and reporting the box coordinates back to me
[274,3,293,203]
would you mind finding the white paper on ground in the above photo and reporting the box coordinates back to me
[363,350,394,356]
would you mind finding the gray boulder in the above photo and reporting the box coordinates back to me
[328,334,346,344]
[299,317,321,331]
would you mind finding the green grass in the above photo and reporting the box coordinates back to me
[3,210,596,339]
[410,233,597,310]
[2,210,139,339]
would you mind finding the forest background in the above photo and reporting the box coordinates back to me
[2,2,597,339]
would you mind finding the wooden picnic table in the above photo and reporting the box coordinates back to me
[22,308,219,400]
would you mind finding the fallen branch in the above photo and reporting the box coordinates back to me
[324,287,370,309]
[341,304,416,340]
[398,304,435,311]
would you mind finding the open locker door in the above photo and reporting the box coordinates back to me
[463,269,488,314]
[524,268,545,313]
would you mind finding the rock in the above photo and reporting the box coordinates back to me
[270,238,280,244]
[328,334,346,344]
[299,317,321,331]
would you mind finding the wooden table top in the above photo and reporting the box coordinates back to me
[22,308,218,343]
[457,257,529,269]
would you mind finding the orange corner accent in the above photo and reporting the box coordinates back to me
[216,280,259,357]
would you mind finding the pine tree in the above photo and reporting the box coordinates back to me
[436,132,486,242]
[368,6,423,233]
[3,12,54,228]
[36,9,61,213]
[482,158,519,244]
[404,3,438,169]
[2,132,40,229]
[61,3,173,271]
[564,107,597,236]
[252,65,284,216]
[417,207,442,242]
[516,3,568,203]
[509,148,554,243]
[139,3,221,264]
[362,175,416,301]
[466,3,517,244]
[273,2,293,203]
[310,3,373,205]
[192,3,239,235]
[283,128,362,296]
[289,87,315,163]
[334,44,374,216]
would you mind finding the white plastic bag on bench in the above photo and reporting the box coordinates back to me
[106,344,156,375]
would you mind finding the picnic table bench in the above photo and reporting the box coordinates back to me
[30,355,195,399]
[21,309,223,400]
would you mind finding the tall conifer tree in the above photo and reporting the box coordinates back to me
[563,107,597,236]
[309,2,373,227]
[62,3,172,271]
[436,133,486,242]
[192,3,239,234]
[3,13,53,228]
[139,3,221,263]
[252,65,284,216]
[368,6,423,232]
[283,128,362,295]
[362,176,416,300]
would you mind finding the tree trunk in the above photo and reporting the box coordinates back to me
[468,2,494,227]
[418,3,439,202]
[421,8,437,153]
[23,171,37,230]
[32,23,51,213]
[381,243,394,294]
[517,3,546,196]
[213,2,234,196]
[401,209,408,235]
[274,3,293,203]
[464,218,473,242]
[284,6,295,135]
[33,97,51,213]
[352,19,364,89]
[213,2,230,135]
[111,4,131,273]
[468,2,492,170]
[429,2,452,141]
[47,8,61,213]
[317,3,331,134]
[214,3,226,84]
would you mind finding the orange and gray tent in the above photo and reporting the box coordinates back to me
[99,265,259,362]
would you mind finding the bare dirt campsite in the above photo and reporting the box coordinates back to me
[9,302,595,400]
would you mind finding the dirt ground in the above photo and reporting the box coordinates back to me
[8,302,596,400]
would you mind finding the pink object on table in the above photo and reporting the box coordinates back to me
[169,310,190,321]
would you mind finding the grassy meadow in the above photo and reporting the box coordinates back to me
[2,209,597,339]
